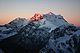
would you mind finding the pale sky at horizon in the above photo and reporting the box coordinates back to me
[0,0,80,26]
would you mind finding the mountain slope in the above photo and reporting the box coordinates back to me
[31,12,69,32]
[0,12,69,40]
[39,25,80,53]
[0,22,50,53]
[0,12,80,53]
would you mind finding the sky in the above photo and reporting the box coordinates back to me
[0,0,80,26]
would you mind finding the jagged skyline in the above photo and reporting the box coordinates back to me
[0,0,80,26]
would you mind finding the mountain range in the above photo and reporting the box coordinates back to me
[0,12,80,53]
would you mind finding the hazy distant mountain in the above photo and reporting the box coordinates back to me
[0,12,80,53]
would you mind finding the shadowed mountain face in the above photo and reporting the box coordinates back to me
[0,23,50,53]
[40,25,80,53]
[0,12,80,53]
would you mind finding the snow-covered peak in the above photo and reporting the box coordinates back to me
[1,12,68,32]
[0,12,69,32]
[48,12,55,15]
[9,18,27,24]
[8,17,30,28]
[30,13,43,21]
[32,13,69,32]
[43,13,68,25]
